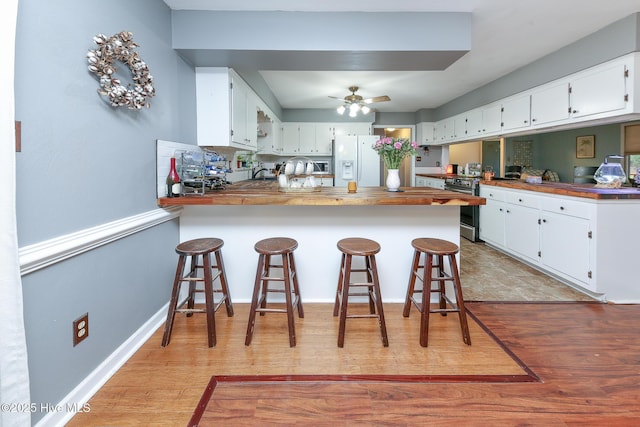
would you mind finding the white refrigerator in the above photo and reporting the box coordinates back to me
[333,135,382,187]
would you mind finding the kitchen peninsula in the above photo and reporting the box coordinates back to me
[158,183,484,302]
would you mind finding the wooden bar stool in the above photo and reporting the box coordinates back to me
[333,237,388,348]
[403,237,471,347]
[245,237,304,347]
[162,238,234,348]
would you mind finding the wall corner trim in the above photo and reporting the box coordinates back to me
[19,207,182,275]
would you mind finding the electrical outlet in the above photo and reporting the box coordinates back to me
[73,313,89,346]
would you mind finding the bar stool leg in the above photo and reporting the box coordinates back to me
[162,255,187,347]
[368,255,388,347]
[259,254,271,315]
[282,253,296,347]
[365,256,376,314]
[333,253,346,317]
[202,252,217,347]
[450,254,472,345]
[185,255,198,317]
[288,252,304,318]
[403,249,421,317]
[245,254,265,346]
[337,254,353,348]
[213,249,234,317]
[420,253,434,347]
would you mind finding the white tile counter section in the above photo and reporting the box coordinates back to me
[178,204,460,303]
[156,139,196,198]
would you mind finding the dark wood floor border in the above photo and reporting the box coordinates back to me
[187,303,543,427]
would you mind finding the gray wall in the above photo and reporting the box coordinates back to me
[14,0,194,423]
[505,123,622,182]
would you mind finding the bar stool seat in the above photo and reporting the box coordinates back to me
[162,238,233,348]
[333,237,388,348]
[245,237,304,347]
[403,237,471,347]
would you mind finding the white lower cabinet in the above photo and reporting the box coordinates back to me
[480,185,596,294]
[479,198,506,246]
[415,176,445,189]
[539,211,592,288]
[505,203,540,263]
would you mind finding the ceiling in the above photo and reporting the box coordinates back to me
[163,0,640,113]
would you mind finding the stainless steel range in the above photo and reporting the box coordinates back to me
[444,176,482,242]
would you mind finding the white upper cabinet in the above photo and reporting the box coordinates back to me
[334,123,371,137]
[481,103,502,135]
[530,81,571,127]
[231,77,258,150]
[569,58,629,119]
[465,108,483,137]
[417,122,435,144]
[501,94,531,132]
[281,123,333,156]
[314,125,334,155]
[195,67,258,150]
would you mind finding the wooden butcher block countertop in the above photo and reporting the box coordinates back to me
[157,180,486,207]
[482,179,640,200]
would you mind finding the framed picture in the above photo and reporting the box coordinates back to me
[576,135,595,159]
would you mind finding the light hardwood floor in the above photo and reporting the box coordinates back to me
[66,242,613,426]
[66,302,640,426]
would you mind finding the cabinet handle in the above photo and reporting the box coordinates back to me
[542,219,547,223]
[518,198,523,202]
[532,118,537,122]
[572,110,578,114]
[560,206,565,210]
[524,120,528,123]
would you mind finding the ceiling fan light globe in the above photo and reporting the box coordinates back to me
[349,103,360,114]
[337,105,346,115]
[361,105,371,114]
[349,109,357,117]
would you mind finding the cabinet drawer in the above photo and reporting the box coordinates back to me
[479,186,506,201]
[506,191,539,209]
[540,197,591,219]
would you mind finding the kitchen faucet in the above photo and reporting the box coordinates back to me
[252,167,268,179]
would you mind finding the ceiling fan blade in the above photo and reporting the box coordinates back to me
[328,95,346,100]
[362,95,391,104]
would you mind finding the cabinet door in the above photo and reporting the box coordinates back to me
[230,78,248,146]
[465,109,483,137]
[479,200,506,247]
[531,82,570,126]
[415,177,426,187]
[298,124,317,154]
[481,104,502,134]
[314,125,334,155]
[570,62,628,119]
[501,94,531,131]
[418,122,435,144]
[244,94,258,149]
[281,124,300,154]
[453,114,467,139]
[505,204,540,263]
[540,212,592,289]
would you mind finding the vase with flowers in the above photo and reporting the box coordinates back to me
[372,137,418,191]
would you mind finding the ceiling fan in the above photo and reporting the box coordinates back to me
[329,86,390,116]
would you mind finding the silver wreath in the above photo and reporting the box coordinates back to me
[87,31,155,110]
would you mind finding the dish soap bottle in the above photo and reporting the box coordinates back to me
[166,157,181,197]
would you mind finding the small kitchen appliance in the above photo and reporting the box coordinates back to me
[594,155,627,185]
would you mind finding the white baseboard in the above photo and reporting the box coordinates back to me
[35,304,169,427]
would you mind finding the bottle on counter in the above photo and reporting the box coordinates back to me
[166,157,181,197]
